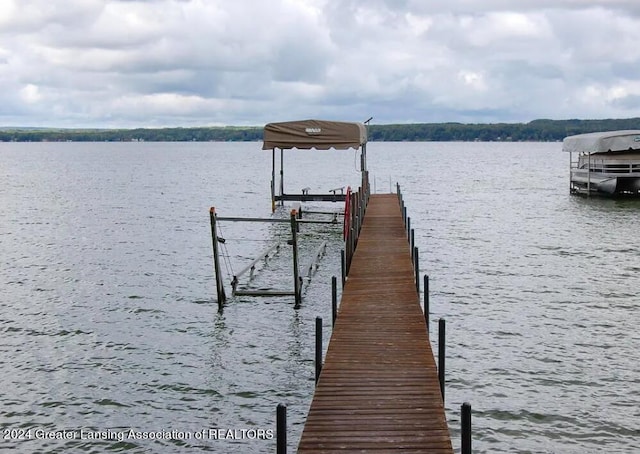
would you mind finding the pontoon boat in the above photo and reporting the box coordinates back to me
[563,130,640,196]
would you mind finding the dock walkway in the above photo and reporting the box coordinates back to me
[297,194,452,453]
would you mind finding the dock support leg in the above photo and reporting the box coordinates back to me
[414,246,420,293]
[410,229,415,263]
[438,318,446,403]
[331,276,337,327]
[276,403,287,454]
[341,249,345,288]
[315,317,323,384]
[424,274,429,332]
[461,402,472,454]
[348,225,355,273]
[209,207,226,309]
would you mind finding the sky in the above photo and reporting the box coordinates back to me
[2,0,640,128]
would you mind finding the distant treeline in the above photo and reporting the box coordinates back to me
[3,118,640,142]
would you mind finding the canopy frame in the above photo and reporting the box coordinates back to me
[262,119,369,211]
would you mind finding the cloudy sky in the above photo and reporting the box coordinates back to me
[1,0,640,128]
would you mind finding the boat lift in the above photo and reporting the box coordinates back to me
[209,205,339,310]
[209,119,371,311]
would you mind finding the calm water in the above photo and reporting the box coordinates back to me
[1,141,638,453]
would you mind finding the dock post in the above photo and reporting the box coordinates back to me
[276,403,287,454]
[315,317,323,383]
[209,207,226,308]
[354,189,360,238]
[410,229,415,263]
[358,188,364,234]
[354,215,359,248]
[424,274,429,332]
[402,205,407,228]
[331,276,337,327]
[414,246,420,293]
[407,217,411,243]
[345,229,351,276]
[341,249,345,288]
[461,402,472,454]
[438,318,446,403]
[348,225,355,274]
[290,210,301,309]
[350,190,357,250]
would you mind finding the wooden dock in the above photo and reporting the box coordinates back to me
[297,193,453,453]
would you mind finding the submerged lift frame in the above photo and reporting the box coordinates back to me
[210,208,337,311]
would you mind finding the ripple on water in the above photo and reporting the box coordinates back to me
[2,142,639,453]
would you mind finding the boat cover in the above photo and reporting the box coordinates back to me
[562,130,640,154]
[262,119,367,150]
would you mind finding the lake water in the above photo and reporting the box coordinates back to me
[1,141,639,453]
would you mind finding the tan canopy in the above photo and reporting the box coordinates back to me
[262,119,367,150]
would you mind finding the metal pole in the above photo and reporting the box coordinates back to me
[280,148,284,206]
[461,402,472,454]
[569,151,572,193]
[438,318,446,403]
[354,215,359,247]
[315,317,323,383]
[349,225,355,273]
[365,170,370,202]
[276,403,287,454]
[215,216,291,223]
[332,276,337,327]
[424,275,429,332]
[341,249,345,288]
[347,192,358,248]
[414,246,419,293]
[410,229,415,261]
[358,192,362,238]
[345,229,350,277]
[354,190,359,238]
[209,207,226,308]
[290,210,301,309]
[587,152,591,196]
[271,148,276,212]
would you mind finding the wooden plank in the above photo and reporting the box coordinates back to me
[297,194,452,453]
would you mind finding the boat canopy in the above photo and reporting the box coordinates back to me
[262,119,367,150]
[562,130,640,154]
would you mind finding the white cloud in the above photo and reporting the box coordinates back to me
[458,71,487,92]
[2,0,640,127]
[20,84,42,103]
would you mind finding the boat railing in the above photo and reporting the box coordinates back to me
[577,158,640,174]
